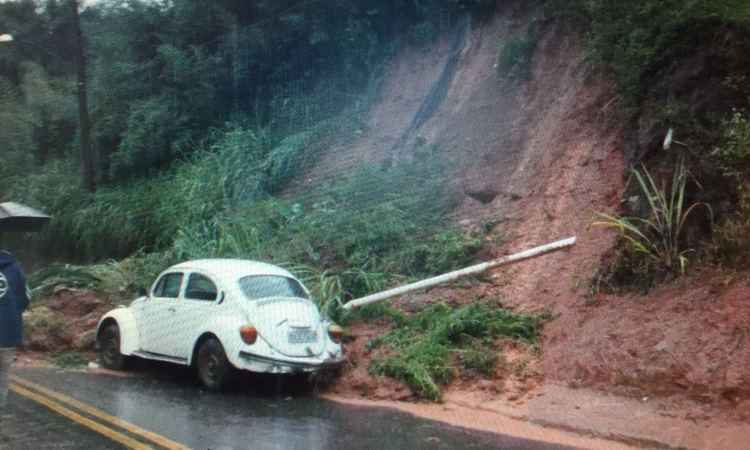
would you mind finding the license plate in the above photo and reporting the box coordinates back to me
[288,328,317,344]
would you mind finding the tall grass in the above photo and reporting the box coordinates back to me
[173,159,483,316]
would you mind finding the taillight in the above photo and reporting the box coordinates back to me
[240,326,258,345]
[328,324,344,344]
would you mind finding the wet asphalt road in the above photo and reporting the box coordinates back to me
[2,391,122,450]
[6,365,577,450]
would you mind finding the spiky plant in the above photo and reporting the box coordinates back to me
[595,159,712,275]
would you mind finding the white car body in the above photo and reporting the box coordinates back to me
[96,259,345,374]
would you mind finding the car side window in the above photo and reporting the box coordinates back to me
[154,273,183,299]
[185,273,218,302]
[152,276,166,297]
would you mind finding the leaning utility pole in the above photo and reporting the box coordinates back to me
[70,0,96,193]
[343,237,577,310]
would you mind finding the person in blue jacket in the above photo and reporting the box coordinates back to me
[0,250,30,413]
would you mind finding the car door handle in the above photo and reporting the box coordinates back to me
[168,307,176,313]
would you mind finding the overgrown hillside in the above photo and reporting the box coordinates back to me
[1,0,492,304]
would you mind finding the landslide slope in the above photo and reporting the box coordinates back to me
[300,2,749,422]
[295,3,633,404]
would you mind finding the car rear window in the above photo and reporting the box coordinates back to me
[239,276,308,300]
[185,273,218,301]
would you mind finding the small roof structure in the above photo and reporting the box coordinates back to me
[0,202,51,232]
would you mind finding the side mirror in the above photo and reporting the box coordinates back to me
[218,291,226,305]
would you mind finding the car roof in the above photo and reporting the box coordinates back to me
[169,259,297,284]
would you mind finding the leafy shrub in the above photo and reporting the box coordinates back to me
[595,160,712,281]
[711,183,750,266]
[27,250,177,301]
[546,0,750,100]
[28,265,102,299]
[712,111,750,179]
[344,303,406,326]
[369,303,544,401]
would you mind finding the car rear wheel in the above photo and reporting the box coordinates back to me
[196,338,233,391]
[98,324,127,370]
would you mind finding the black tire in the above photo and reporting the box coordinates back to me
[196,338,233,391]
[98,324,127,370]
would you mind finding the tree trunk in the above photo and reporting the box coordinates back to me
[71,0,96,193]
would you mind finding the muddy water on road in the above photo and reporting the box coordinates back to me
[15,367,574,450]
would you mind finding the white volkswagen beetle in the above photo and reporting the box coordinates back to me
[96,259,345,390]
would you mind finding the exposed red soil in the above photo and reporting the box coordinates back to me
[283,30,458,197]
[553,269,750,418]
[329,323,414,401]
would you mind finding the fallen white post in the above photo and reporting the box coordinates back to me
[343,236,577,310]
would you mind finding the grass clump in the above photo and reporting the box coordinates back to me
[458,349,498,376]
[368,303,544,401]
[595,159,712,287]
[50,352,89,369]
[712,111,750,179]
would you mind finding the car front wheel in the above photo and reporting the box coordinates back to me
[196,338,233,391]
[98,323,127,370]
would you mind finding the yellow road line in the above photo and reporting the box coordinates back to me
[11,376,191,450]
[10,383,154,450]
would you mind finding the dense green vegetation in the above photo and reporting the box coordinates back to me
[547,0,750,100]
[367,303,544,401]
[1,0,490,313]
[7,0,749,294]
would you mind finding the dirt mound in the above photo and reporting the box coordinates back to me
[553,270,750,414]
[329,323,414,401]
[24,287,109,352]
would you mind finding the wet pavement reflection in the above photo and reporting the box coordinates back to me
[13,365,575,450]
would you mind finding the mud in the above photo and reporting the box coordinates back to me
[323,394,635,450]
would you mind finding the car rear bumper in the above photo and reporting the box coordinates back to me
[238,351,346,374]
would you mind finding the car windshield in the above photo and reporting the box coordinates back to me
[238,276,309,300]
